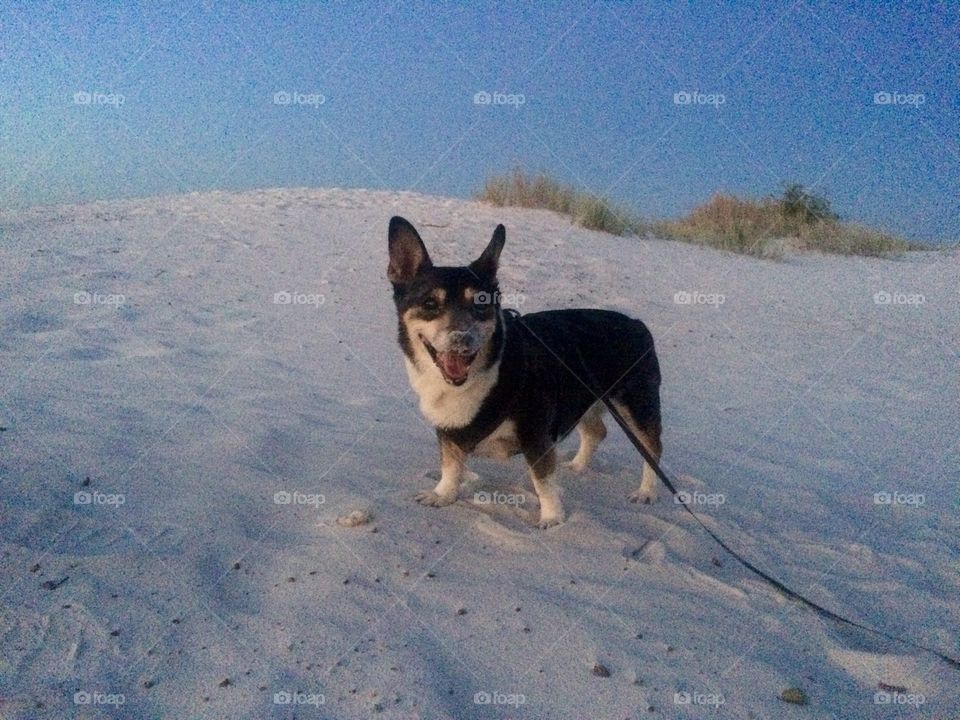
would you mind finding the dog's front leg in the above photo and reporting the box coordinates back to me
[524,443,564,528]
[416,434,465,507]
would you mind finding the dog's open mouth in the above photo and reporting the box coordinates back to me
[422,337,477,386]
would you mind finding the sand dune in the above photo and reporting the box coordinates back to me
[0,188,956,718]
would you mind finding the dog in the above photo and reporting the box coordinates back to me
[387,216,662,528]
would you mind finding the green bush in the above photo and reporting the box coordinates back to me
[778,183,838,225]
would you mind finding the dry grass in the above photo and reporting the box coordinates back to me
[654,194,787,258]
[475,169,645,236]
[656,192,911,259]
[477,171,922,259]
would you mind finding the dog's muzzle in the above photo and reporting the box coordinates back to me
[421,329,480,386]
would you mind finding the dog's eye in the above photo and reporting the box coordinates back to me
[422,298,439,312]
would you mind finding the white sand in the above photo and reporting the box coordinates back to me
[0,188,957,719]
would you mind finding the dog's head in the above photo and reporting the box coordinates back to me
[388,216,505,387]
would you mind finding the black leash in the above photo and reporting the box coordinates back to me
[505,309,960,671]
[601,397,960,671]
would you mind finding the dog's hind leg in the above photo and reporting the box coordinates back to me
[564,402,607,473]
[524,443,564,528]
[611,400,662,505]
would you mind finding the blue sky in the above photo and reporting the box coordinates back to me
[2,1,957,242]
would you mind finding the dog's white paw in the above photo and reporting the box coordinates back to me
[416,490,457,507]
[629,488,658,505]
[537,514,565,529]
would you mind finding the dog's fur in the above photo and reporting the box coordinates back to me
[388,217,662,527]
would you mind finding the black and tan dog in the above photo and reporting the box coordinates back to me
[388,217,662,528]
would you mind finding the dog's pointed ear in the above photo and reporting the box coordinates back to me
[470,224,506,279]
[388,216,432,286]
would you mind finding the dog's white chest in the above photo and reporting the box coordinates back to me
[404,358,498,429]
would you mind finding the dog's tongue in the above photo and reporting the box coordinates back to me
[437,351,471,382]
